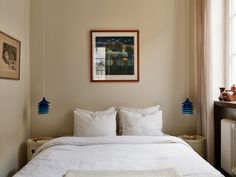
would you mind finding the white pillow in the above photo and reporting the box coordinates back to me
[73,107,117,137]
[119,105,160,115]
[119,109,163,136]
[74,107,115,116]
[118,105,160,134]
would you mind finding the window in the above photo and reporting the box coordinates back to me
[228,0,236,85]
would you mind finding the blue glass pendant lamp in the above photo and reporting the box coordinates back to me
[38,0,50,115]
[38,97,50,114]
[182,98,193,116]
[182,0,193,116]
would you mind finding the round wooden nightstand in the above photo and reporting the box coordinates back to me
[27,137,54,161]
[178,135,206,158]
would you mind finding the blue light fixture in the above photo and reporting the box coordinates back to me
[182,0,194,116]
[38,0,50,115]
[38,97,50,114]
[182,98,193,116]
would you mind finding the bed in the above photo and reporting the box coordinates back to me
[13,135,224,177]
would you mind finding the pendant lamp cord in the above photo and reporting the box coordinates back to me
[42,0,46,97]
[186,0,189,97]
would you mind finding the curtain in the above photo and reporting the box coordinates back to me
[196,0,215,164]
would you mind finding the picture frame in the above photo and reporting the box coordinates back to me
[90,30,139,82]
[0,31,21,80]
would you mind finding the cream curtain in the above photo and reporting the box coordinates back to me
[196,0,215,164]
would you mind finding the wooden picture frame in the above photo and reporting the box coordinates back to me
[90,30,139,82]
[0,31,21,80]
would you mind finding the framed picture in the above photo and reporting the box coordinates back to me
[0,31,21,80]
[90,30,139,82]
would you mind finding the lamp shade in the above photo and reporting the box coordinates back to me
[38,97,50,114]
[182,98,193,116]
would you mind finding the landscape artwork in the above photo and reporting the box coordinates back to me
[91,30,139,82]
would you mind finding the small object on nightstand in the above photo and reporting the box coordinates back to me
[218,87,225,101]
[222,90,234,101]
[179,135,206,158]
[183,134,196,140]
[231,84,236,101]
[27,137,53,162]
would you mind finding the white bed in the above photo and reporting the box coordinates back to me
[13,136,224,177]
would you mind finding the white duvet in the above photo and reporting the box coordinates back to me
[14,136,223,177]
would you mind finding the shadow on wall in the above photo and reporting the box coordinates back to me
[7,170,17,177]
[18,142,27,169]
[7,143,27,177]
[63,110,74,136]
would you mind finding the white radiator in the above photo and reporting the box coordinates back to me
[221,119,236,176]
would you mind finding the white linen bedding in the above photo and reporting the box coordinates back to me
[65,168,182,177]
[13,136,224,177]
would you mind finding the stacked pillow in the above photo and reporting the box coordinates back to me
[73,105,163,137]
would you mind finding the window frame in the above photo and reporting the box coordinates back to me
[226,0,236,87]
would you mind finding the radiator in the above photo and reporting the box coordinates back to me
[221,119,236,176]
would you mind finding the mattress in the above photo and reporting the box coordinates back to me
[13,136,224,177]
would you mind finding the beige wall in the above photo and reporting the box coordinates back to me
[0,0,30,177]
[30,0,196,137]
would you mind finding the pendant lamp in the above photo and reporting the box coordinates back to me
[38,0,50,115]
[182,98,193,116]
[182,0,193,116]
[38,97,50,114]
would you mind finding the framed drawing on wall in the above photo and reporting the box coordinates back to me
[90,30,139,82]
[0,31,21,80]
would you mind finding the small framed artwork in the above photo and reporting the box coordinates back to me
[90,30,139,82]
[0,31,21,80]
